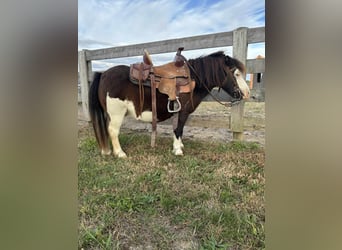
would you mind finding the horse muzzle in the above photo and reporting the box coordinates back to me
[242,89,250,99]
[232,89,244,100]
[167,97,181,113]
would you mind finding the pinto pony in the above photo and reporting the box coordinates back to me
[88,51,250,157]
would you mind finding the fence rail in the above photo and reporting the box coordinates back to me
[78,26,265,140]
[84,27,264,61]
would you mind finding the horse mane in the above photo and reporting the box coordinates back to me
[187,51,245,89]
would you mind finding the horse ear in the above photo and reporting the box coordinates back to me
[225,56,232,66]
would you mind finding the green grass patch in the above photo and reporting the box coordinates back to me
[79,129,265,249]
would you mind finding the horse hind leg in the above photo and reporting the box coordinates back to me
[106,96,128,158]
[89,102,111,156]
[100,113,111,155]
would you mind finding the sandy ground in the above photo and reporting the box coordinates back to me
[78,102,265,146]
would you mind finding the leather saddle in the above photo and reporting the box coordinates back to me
[129,47,195,147]
[129,47,195,109]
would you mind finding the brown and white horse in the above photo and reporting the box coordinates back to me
[88,51,250,157]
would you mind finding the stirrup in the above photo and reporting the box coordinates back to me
[167,97,181,113]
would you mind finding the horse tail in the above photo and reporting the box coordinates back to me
[88,72,109,150]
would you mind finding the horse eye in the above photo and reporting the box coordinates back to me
[235,73,240,77]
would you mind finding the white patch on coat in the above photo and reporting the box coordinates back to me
[125,99,153,122]
[106,94,155,157]
[234,69,250,99]
[172,135,184,156]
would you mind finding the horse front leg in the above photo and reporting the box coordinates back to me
[172,112,189,156]
[172,134,184,156]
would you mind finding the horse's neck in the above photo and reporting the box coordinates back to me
[189,60,221,99]
[193,85,213,100]
[193,79,216,93]
[188,63,217,92]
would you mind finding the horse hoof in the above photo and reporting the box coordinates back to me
[116,151,127,158]
[101,149,112,155]
[173,149,183,156]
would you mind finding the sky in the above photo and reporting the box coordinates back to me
[78,0,265,71]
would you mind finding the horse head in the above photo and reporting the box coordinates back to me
[222,55,250,100]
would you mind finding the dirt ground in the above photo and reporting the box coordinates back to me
[78,101,265,146]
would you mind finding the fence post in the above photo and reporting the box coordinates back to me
[231,27,248,140]
[79,50,91,121]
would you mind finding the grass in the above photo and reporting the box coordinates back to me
[78,128,265,249]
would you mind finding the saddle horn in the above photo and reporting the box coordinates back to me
[143,49,153,66]
[174,47,185,67]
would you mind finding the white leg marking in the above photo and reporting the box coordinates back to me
[234,69,250,99]
[106,95,128,158]
[101,148,112,155]
[172,135,184,156]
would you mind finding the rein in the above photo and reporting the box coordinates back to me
[201,79,241,108]
[183,58,241,108]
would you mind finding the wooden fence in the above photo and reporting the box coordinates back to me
[78,26,265,140]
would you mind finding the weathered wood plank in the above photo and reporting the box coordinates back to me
[85,32,233,61]
[84,27,264,61]
[87,61,93,82]
[247,27,265,44]
[78,50,90,121]
[233,27,248,65]
[230,100,246,139]
[246,59,265,73]
[231,27,248,140]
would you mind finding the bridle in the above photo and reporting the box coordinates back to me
[170,56,242,132]
[184,59,243,108]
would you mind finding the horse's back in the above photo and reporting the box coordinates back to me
[102,65,130,82]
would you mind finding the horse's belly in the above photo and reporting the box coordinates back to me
[126,100,153,122]
[137,111,153,122]
[106,95,153,123]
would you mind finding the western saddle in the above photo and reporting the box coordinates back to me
[129,47,195,146]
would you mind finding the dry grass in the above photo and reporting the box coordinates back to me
[78,126,265,249]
